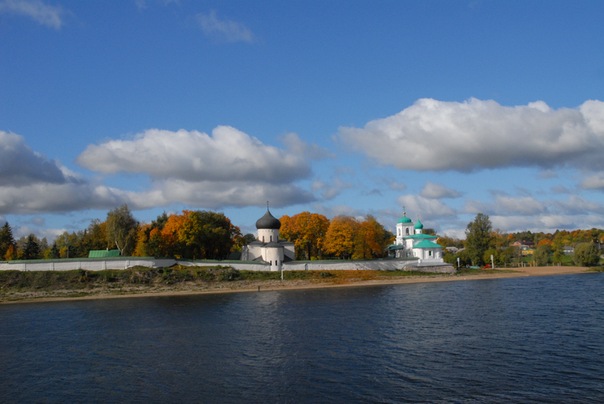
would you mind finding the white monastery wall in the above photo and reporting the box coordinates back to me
[0,258,455,273]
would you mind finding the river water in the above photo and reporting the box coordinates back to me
[1,273,603,403]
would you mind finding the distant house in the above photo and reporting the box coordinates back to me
[88,249,121,258]
[562,246,574,255]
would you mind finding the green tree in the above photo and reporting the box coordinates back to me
[534,245,552,266]
[573,242,600,266]
[106,204,138,256]
[180,210,240,259]
[19,234,41,260]
[0,222,16,260]
[465,213,493,266]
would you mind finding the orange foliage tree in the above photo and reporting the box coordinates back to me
[280,211,329,260]
[353,215,392,259]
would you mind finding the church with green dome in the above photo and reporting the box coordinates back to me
[389,209,444,264]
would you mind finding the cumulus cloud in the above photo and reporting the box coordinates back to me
[0,131,80,186]
[493,195,547,215]
[0,0,65,29]
[581,173,604,190]
[397,195,456,220]
[0,131,136,214]
[76,126,317,209]
[195,10,254,43]
[78,126,311,184]
[0,182,131,215]
[338,98,604,172]
[420,182,461,199]
[128,179,314,210]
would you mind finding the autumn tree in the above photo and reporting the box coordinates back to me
[323,216,360,259]
[465,213,493,266]
[161,213,189,258]
[80,219,109,252]
[280,212,330,260]
[353,215,392,259]
[106,204,138,256]
[137,212,170,257]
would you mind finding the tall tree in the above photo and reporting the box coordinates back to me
[280,212,330,260]
[0,222,16,260]
[354,215,392,259]
[573,242,600,266]
[465,213,493,266]
[106,204,138,256]
[323,216,359,259]
[20,234,41,260]
[181,211,240,259]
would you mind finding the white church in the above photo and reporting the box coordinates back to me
[240,207,295,271]
[388,209,444,264]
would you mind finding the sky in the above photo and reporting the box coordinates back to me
[1,0,604,242]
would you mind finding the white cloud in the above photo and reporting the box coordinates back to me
[493,195,547,215]
[0,0,65,29]
[77,126,311,184]
[129,179,314,209]
[311,177,351,200]
[0,128,317,215]
[420,181,461,199]
[0,182,130,214]
[397,195,456,220]
[77,126,319,209]
[581,173,604,190]
[0,131,80,186]
[338,98,604,172]
[195,10,254,43]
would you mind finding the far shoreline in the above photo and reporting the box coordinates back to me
[0,266,596,306]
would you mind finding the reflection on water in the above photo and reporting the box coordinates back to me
[1,274,603,402]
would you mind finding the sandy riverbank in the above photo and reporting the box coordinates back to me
[0,265,597,305]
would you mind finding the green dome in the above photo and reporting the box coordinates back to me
[414,219,424,229]
[398,211,412,224]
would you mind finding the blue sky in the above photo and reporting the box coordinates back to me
[1,0,604,241]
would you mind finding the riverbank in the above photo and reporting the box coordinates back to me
[0,266,597,305]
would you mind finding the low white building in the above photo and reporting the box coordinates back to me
[240,208,295,271]
[389,210,444,264]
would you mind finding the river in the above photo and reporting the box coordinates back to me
[1,273,603,403]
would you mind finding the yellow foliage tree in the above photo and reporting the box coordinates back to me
[280,211,329,260]
[323,216,359,259]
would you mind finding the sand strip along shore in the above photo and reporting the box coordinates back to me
[0,266,596,305]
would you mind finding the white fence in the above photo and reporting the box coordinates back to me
[0,258,455,273]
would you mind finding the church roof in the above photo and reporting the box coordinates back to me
[256,208,281,229]
[406,233,436,240]
[414,219,424,229]
[413,239,442,249]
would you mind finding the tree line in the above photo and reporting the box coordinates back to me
[2,208,602,266]
[0,206,394,261]
[443,213,604,267]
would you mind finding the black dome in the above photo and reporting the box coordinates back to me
[256,209,281,229]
